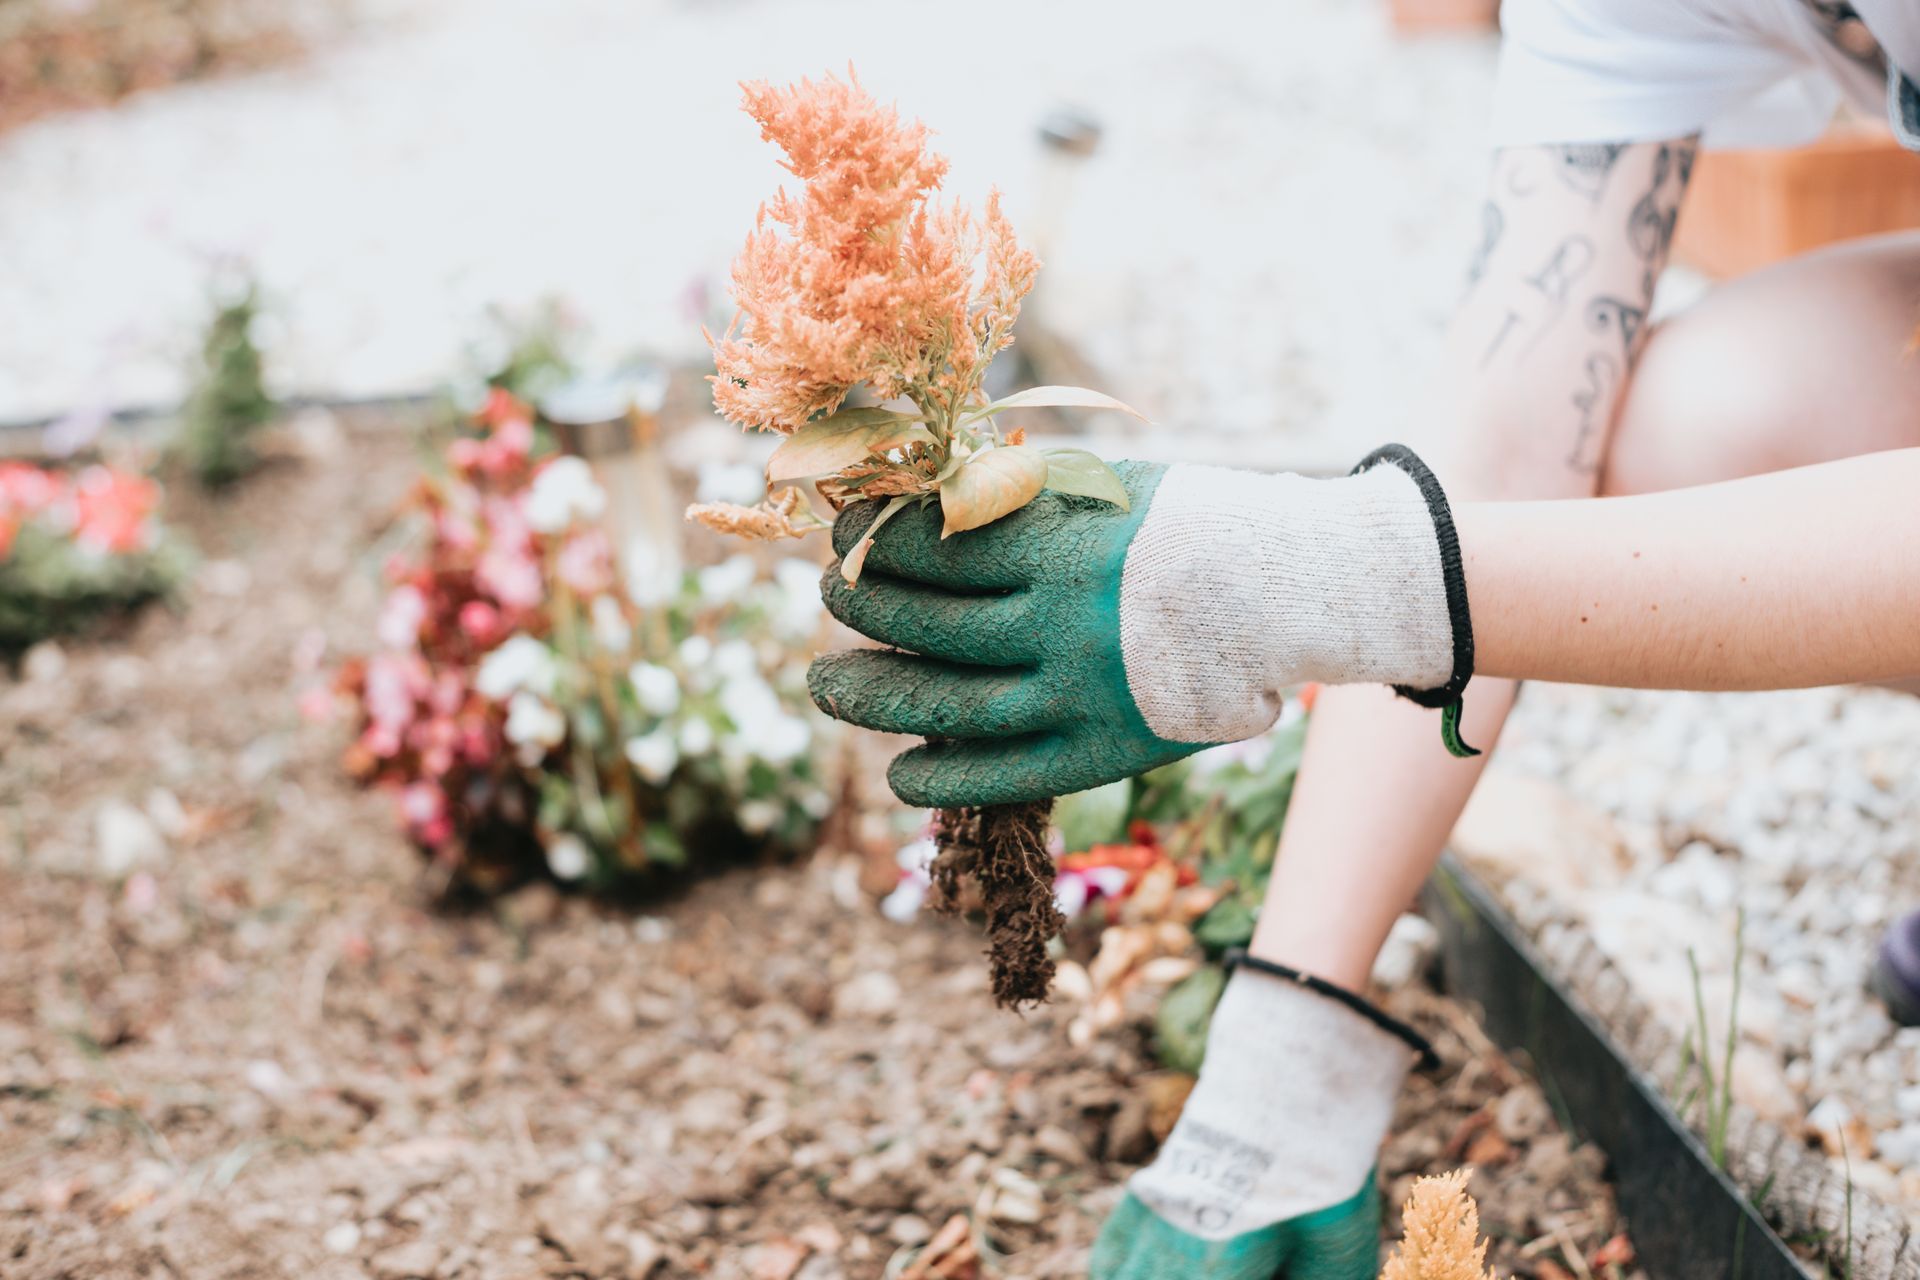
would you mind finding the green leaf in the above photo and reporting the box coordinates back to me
[1042,448,1130,510]
[1192,898,1258,953]
[938,445,1048,538]
[1054,779,1133,853]
[967,385,1149,424]
[765,407,932,485]
[1155,966,1227,1074]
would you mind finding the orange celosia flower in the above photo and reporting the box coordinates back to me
[710,69,1039,436]
[1380,1171,1499,1280]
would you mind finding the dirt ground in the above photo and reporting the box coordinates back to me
[1,414,1637,1279]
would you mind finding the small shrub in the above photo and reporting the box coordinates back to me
[176,282,274,488]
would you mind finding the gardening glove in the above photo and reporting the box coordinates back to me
[1091,960,1430,1280]
[807,446,1474,809]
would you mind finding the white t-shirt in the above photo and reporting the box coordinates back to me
[1491,0,1920,151]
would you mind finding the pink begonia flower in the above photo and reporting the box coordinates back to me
[377,584,428,650]
[0,462,64,515]
[483,416,535,476]
[436,505,481,554]
[459,720,496,766]
[363,653,422,733]
[1053,865,1132,919]
[360,722,402,759]
[555,528,613,596]
[399,782,452,845]
[297,685,337,724]
[448,437,486,474]
[71,466,158,554]
[477,547,544,611]
[0,513,17,561]
[429,670,466,716]
[459,599,502,645]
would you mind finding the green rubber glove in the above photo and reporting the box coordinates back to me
[807,450,1468,809]
[808,460,1194,808]
[1091,1178,1379,1280]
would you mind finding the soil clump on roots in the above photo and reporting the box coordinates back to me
[929,801,1061,1008]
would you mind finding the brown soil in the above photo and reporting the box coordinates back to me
[928,804,1062,1010]
[0,413,1641,1279]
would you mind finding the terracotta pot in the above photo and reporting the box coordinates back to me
[1673,120,1920,278]
[1389,0,1499,34]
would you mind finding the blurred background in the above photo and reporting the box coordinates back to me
[4,1,1920,1278]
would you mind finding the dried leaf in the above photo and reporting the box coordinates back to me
[840,493,916,584]
[1042,448,1130,510]
[967,385,1149,424]
[765,407,932,484]
[938,445,1047,538]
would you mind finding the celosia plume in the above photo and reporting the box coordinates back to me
[1380,1171,1499,1280]
[707,69,1038,437]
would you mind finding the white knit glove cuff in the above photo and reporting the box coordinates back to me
[1126,969,1417,1239]
[1117,446,1468,744]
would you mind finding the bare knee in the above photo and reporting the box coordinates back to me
[1602,232,1920,496]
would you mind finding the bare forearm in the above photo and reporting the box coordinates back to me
[1463,450,1920,689]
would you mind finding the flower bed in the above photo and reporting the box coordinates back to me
[0,0,320,135]
[327,389,838,891]
[0,460,186,651]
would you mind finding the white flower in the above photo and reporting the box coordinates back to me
[738,798,782,836]
[546,833,590,881]
[504,691,566,749]
[880,877,927,923]
[627,661,681,716]
[696,461,767,506]
[713,639,758,680]
[475,635,556,701]
[679,716,716,756]
[757,712,812,764]
[525,456,606,533]
[378,584,428,650]
[624,729,679,785]
[678,635,713,669]
[697,554,756,605]
[590,596,631,651]
[624,540,675,607]
[798,788,832,819]
[773,557,825,638]
[719,672,784,737]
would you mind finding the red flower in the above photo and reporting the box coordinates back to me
[71,466,158,554]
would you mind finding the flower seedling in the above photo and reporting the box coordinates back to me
[688,69,1148,1006]
[687,69,1143,580]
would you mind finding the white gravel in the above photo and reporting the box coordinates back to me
[0,0,1496,473]
[1495,683,1920,1207]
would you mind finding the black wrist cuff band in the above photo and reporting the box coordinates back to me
[1222,947,1442,1073]
[1350,443,1478,757]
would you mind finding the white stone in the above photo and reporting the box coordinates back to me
[94,800,165,877]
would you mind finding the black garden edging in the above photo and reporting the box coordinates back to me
[1424,855,1812,1280]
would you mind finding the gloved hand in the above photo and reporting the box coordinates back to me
[1090,965,1422,1280]
[807,447,1472,808]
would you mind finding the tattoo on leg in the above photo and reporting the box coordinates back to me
[1567,353,1621,474]
[1551,142,1628,203]
[1465,200,1504,293]
[1626,139,1697,297]
[1586,295,1647,353]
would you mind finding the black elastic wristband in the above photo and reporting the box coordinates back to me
[1222,947,1441,1073]
[1349,443,1475,712]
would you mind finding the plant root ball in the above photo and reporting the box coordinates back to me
[928,801,1061,1009]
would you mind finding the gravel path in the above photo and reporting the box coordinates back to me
[1487,683,1920,1213]
[0,0,1496,471]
